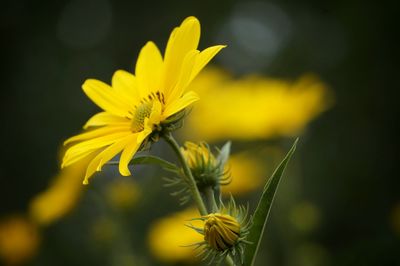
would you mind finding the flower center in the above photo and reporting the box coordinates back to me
[131,101,153,132]
[130,91,165,132]
[203,213,240,251]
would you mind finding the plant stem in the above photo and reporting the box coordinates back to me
[204,187,218,212]
[163,133,208,216]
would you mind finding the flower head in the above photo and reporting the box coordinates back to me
[62,17,225,184]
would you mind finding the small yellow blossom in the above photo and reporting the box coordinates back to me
[183,68,332,141]
[0,216,40,265]
[148,208,203,263]
[29,155,91,226]
[62,17,225,184]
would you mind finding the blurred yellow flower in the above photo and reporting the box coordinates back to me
[105,178,140,210]
[29,155,90,226]
[0,216,40,266]
[62,16,225,184]
[148,208,203,263]
[222,152,264,195]
[183,68,332,141]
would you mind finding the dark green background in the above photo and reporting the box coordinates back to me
[1,0,398,265]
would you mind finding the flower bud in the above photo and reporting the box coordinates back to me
[187,197,251,264]
[203,213,240,251]
[181,142,228,191]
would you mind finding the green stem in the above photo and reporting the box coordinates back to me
[204,187,218,213]
[163,133,207,216]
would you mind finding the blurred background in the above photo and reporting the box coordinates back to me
[0,0,398,265]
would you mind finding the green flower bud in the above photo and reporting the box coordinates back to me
[181,142,229,191]
[187,197,252,264]
[203,213,240,251]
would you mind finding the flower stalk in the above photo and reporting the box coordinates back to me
[204,187,218,213]
[163,133,207,216]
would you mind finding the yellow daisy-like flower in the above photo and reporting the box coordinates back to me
[62,17,225,184]
[183,68,332,141]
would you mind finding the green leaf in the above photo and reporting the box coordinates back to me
[243,138,299,266]
[108,155,179,172]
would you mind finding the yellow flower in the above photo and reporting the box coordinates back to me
[148,208,203,263]
[29,155,91,226]
[183,68,332,141]
[0,216,40,265]
[62,17,225,184]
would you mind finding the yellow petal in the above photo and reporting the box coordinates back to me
[163,17,200,94]
[63,132,132,167]
[135,41,163,95]
[165,50,199,103]
[118,129,151,176]
[64,125,130,145]
[163,91,199,118]
[61,148,97,168]
[111,70,140,105]
[189,45,226,83]
[83,112,129,129]
[83,135,132,184]
[82,79,132,117]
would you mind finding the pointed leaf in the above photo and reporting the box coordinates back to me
[243,138,298,266]
[214,141,231,201]
[217,141,231,167]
